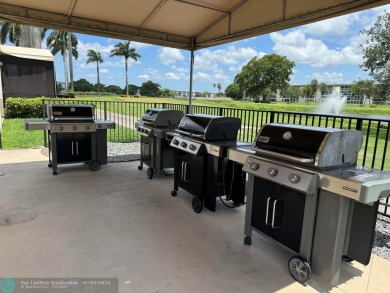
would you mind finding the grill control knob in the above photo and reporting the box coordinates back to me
[85,125,90,131]
[249,161,259,170]
[59,126,64,131]
[172,139,179,145]
[267,167,277,177]
[288,173,300,183]
[189,144,197,151]
[145,130,149,134]
[137,127,141,132]
[72,126,77,131]
[180,142,188,148]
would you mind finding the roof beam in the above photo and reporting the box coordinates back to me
[174,0,228,13]
[139,0,168,29]
[68,0,78,17]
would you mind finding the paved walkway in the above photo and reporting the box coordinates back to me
[95,109,137,128]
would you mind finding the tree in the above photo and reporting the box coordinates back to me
[301,85,313,105]
[73,79,94,92]
[217,83,222,92]
[310,79,319,103]
[46,31,78,92]
[0,22,46,48]
[234,54,295,102]
[318,82,327,102]
[159,88,173,97]
[86,49,103,96]
[279,85,301,103]
[110,41,141,96]
[105,85,123,95]
[359,12,390,99]
[126,84,140,95]
[225,83,242,100]
[350,79,374,107]
[140,80,161,97]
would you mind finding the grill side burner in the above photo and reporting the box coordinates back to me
[242,123,390,285]
[135,108,184,179]
[169,114,249,213]
[24,104,114,175]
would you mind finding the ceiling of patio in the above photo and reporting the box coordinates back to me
[0,0,388,50]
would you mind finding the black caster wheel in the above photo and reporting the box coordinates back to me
[244,236,252,245]
[171,190,177,197]
[288,256,312,284]
[233,200,242,207]
[342,255,353,263]
[147,168,154,179]
[138,165,143,170]
[192,197,203,213]
[53,170,58,175]
[48,163,52,168]
[89,160,100,171]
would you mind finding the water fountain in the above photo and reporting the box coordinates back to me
[316,87,347,114]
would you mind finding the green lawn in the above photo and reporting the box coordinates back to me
[2,119,45,149]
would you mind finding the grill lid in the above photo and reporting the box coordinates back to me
[141,108,183,127]
[47,104,94,122]
[177,114,241,141]
[253,123,363,168]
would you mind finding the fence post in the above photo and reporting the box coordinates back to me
[42,99,47,147]
[270,111,275,123]
[219,107,223,116]
[186,105,190,114]
[355,118,363,131]
[104,101,107,120]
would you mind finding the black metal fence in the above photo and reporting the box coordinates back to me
[42,99,390,216]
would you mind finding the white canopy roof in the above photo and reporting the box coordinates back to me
[0,44,54,61]
[0,0,388,50]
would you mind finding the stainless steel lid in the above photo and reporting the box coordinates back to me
[253,123,363,168]
[141,108,183,127]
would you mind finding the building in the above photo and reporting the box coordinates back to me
[0,45,56,111]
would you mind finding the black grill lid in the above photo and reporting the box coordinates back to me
[47,104,94,121]
[141,108,183,127]
[177,114,241,141]
[253,123,363,168]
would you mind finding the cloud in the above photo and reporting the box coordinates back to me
[165,72,181,80]
[158,48,185,65]
[270,30,363,67]
[194,45,262,72]
[138,74,150,80]
[301,14,359,36]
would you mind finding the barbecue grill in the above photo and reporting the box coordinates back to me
[229,123,390,285]
[135,108,183,179]
[169,114,251,213]
[25,104,115,175]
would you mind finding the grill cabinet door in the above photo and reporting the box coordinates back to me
[56,134,92,163]
[251,177,306,253]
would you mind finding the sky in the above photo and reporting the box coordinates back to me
[48,4,390,93]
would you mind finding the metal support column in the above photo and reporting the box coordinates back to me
[188,40,195,114]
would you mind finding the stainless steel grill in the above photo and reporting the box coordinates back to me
[24,104,115,175]
[169,114,250,213]
[135,108,183,179]
[228,123,390,285]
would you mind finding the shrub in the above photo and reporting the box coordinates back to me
[5,97,44,118]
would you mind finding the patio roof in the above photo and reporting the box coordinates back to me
[0,0,388,50]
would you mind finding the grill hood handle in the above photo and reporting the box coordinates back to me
[252,147,314,164]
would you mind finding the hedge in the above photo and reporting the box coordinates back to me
[5,97,44,118]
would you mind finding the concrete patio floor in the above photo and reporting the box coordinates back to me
[1,149,389,292]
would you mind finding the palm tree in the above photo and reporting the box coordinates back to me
[46,31,78,91]
[0,21,46,48]
[86,50,103,96]
[110,41,141,96]
[217,83,222,92]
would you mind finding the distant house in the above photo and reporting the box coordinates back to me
[0,45,56,110]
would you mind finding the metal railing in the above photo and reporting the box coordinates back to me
[42,99,390,216]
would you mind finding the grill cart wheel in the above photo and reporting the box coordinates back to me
[192,197,203,213]
[53,170,57,175]
[147,168,154,179]
[48,163,52,168]
[288,256,311,284]
[171,190,177,197]
[89,160,100,171]
[138,165,143,170]
[342,255,353,263]
[244,236,252,245]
